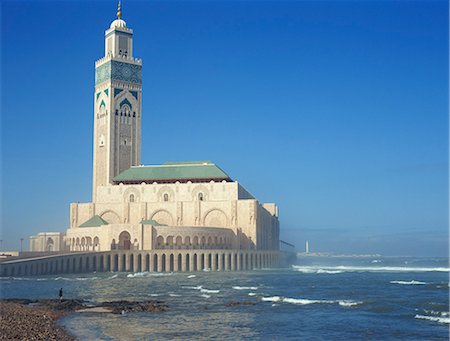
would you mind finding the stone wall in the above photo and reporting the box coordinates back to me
[0,250,280,276]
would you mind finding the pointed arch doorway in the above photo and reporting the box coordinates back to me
[118,231,131,250]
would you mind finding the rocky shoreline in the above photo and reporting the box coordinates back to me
[0,299,168,340]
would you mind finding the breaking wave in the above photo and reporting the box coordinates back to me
[390,280,427,285]
[200,288,220,294]
[182,285,203,290]
[262,296,362,307]
[292,265,449,273]
[232,286,258,290]
[187,275,196,278]
[415,314,450,324]
[126,272,173,278]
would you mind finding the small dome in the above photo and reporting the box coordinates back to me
[110,19,126,28]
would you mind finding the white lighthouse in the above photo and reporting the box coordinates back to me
[305,240,309,254]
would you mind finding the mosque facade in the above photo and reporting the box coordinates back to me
[29,6,280,264]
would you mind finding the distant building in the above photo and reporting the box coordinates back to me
[30,4,280,258]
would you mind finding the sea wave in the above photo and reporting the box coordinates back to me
[261,296,282,302]
[187,275,196,278]
[390,280,427,285]
[248,292,257,296]
[415,314,450,324]
[200,294,211,298]
[424,310,449,317]
[316,270,344,274]
[232,286,258,290]
[292,265,449,273]
[126,272,173,278]
[262,296,362,307]
[200,288,220,294]
[182,285,203,290]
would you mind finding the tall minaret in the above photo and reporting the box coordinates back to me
[92,2,142,200]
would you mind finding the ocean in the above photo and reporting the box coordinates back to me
[1,256,448,340]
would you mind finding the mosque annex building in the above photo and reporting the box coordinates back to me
[6,6,280,275]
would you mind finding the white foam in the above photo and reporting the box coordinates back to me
[200,294,211,298]
[261,296,281,302]
[187,275,196,278]
[316,270,344,274]
[200,288,220,294]
[338,300,363,307]
[168,293,181,297]
[371,260,381,263]
[424,310,450,317]
[262,296,362,307]
[149,294,160,297]
[108,274,118,279]
[182,285,203,290]
[390,280,427,285]
[292,265,449,273]
[203,268,211,272]
[232,286,258,290]
[283,297,332,305]
[415,314,450,324]
[127,271,172,278]
[248,292,257,296]
[127,271,150,278]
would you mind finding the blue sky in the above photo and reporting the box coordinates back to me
[1,0,448,256]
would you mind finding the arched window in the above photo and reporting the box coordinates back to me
[198,192,204,201]
[129,194,135,202]
[163,193,169,202]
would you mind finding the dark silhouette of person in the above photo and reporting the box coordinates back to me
[59,288,63,301]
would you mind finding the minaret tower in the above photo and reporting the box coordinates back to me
[92,2,142,200]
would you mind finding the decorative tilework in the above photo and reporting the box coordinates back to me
[130,91,138,100]
[120,98,132,110]
[96,92,101,101]
[95,61,142,85]
[100,100,106,108]
[114,88,124,97]
[104,89,109,97]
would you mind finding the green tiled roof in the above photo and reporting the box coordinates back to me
[140,219,167,226]
[113,161,230,183]
[79,215,109,227]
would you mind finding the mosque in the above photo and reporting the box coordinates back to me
[28,4,280,269]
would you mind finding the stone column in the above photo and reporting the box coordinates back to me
[174,254,179,272]
[142,253,148,272]
[224,253,229,271]
[231,253,235,271]
[218,253,223,271]
[237,253,241,271]
[134,254,140,272]
[189,253,195,272]
[211,252,216,271]
[96,255,102,272]
[157,254,163,272]
[197,254,202,272]
[103,254,109,272]
[165,254,171,272]
[181,253,187,272]
[118,253,124,272]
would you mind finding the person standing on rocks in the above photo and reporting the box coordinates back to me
[59,288,63,301]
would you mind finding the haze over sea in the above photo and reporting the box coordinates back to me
[1,256,448,340]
